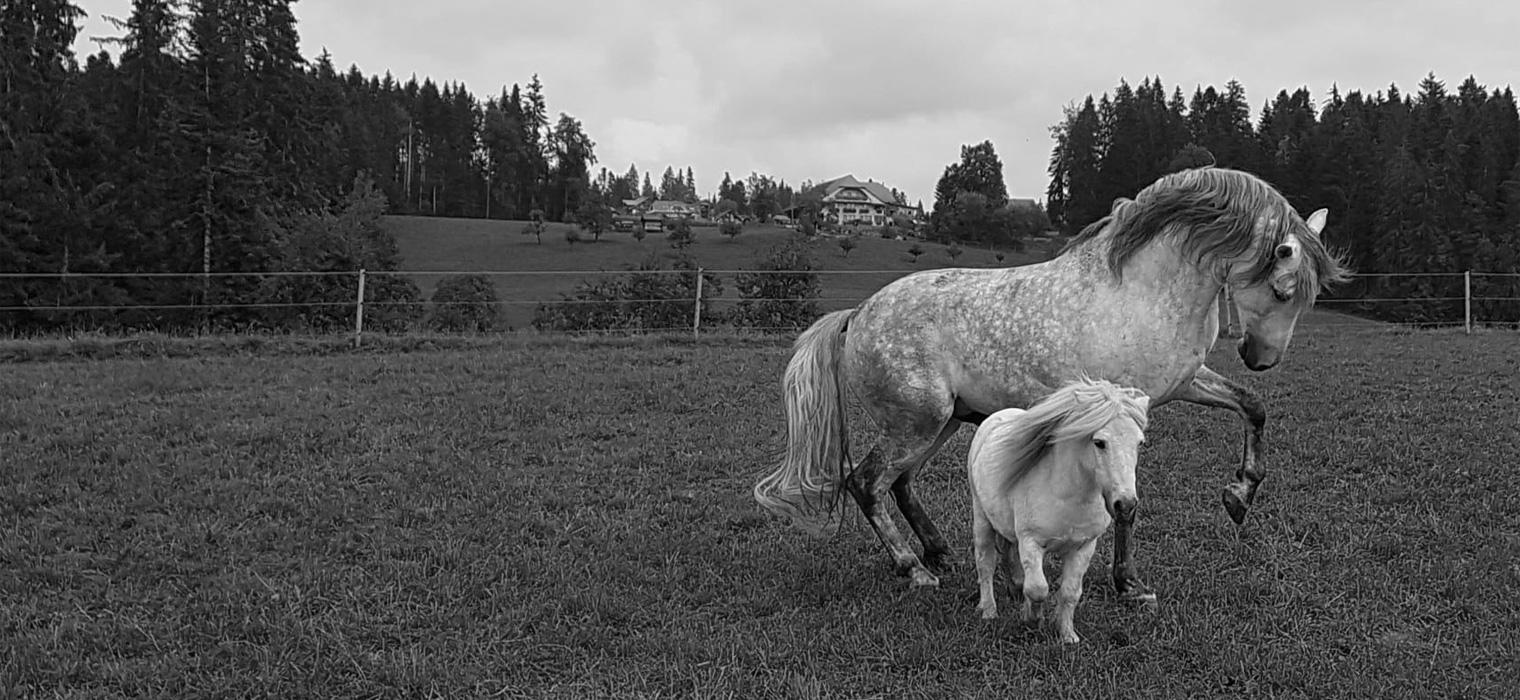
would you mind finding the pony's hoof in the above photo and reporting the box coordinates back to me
[1222,484,1253,525]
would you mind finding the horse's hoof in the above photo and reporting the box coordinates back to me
[909,569,941,588]
[1222,484,1252,525]
[1116,581,1159,611]
[924,552,957,573]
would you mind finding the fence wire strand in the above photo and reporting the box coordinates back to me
[2,269,1517,335]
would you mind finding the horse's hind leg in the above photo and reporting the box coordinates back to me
[847,427,954,587]
[890,420,961,570]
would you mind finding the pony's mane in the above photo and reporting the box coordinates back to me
[989,377,1150,495]
[1061,167,1352,300]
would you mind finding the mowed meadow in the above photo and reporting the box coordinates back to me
[3,325,1519,698]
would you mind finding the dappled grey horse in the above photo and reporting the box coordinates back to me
[754,166,1351,601]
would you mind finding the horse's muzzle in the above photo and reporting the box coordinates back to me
[1238,334,1281,371]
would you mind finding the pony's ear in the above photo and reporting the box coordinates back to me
[1304,208,1328,235]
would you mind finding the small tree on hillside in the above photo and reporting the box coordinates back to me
[667,217,694,250]
[632,224,647,243]
[720,219,742,242]
[946,242,963,263]
[838,235,857,258]
[907,242,924,263]
[995,251,1006,264]
[576,199,614,242]
[524,209,546,244]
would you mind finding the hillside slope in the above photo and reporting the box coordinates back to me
[382,215,1052,329]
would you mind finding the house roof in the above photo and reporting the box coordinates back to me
[821,174,900,207]
[649,200,697,211]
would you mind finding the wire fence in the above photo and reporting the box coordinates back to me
[2,269,1518,342]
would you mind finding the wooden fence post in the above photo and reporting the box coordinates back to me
[354,269,367,348]
[693,268,704,339]
[1464,270,1471,335]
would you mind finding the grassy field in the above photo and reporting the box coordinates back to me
[4,326,1518,697]
[383,215,1054,330]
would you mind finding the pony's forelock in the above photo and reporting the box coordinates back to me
[989,377,1149,495]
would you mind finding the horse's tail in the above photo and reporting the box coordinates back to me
[753,308,856,538]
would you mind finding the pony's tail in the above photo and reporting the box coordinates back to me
[753,308,856,538]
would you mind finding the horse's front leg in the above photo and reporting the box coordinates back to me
[1175,365,1267,525]
[1110,505,1155,606]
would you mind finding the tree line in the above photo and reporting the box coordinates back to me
[0,0,610,331]
[1045,74,1520,323]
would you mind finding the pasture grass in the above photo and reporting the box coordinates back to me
[3,326,1518,698]
[384,215,1051,329]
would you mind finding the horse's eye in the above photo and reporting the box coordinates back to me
[1272,288,1292,303]
[1093,438,1108,450]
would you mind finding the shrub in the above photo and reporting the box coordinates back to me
[253,171,420,333]
[731,238,822,332]
[532,254,723,333]
[720,220,742,242]
[363,275,425,332]
[907,243,924,263]
[838,235,857,257]
[429,274,501,332]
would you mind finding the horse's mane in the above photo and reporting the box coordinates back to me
[1061,167,1351,300]
[986,377,1150,496]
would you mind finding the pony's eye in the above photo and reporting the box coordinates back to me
[1272,288,1292,303]
[1093,438,1108,450]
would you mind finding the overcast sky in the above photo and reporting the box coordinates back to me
[73,0,1518,208]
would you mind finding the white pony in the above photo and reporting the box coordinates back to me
[967,377,1150,644]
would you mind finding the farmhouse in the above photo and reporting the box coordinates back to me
[647,199,701,219]
[780,174,922,227]
[817,174,918,226]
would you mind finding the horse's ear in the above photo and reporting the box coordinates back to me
[1304,208,1328,235]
